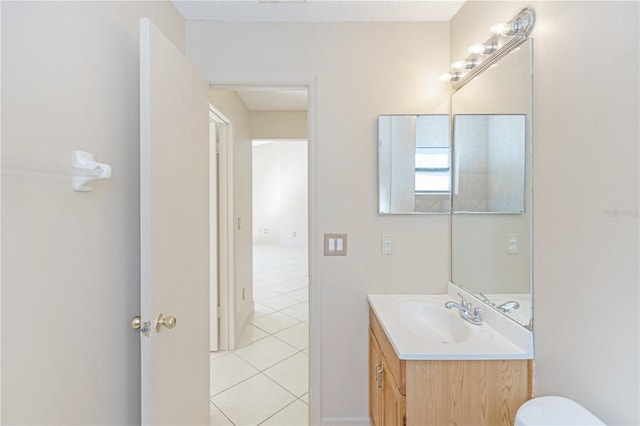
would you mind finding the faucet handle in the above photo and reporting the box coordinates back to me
[457,292,468,308]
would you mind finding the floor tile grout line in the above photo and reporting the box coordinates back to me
[248,321,303,339]
[209,368,262,398]
[233,339,303,372]
[210,399,237,426]
[210,370,303,423]
[210,346,308,388]
[211,340,307,397]
[260,369,306,405]
[256,398,303,426]
[270,332,309,352]
[297,393,309,406]
[250,306,306,325]
[260,348,308,375]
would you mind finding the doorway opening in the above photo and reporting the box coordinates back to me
[209,87,311,425]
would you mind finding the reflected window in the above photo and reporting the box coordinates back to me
[415,147,450,193]
[415,114,451,194]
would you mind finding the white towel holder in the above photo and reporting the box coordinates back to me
[2,151,112,192]
[71,150,112,192]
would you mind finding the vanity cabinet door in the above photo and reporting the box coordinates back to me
[369,331,384,426]
[405,360,531,426]
[382,356,406,426]
[371,328,406,426]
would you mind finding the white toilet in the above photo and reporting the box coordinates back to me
[515,396,606,425]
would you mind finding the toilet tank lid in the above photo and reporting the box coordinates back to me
[516,396,606,425]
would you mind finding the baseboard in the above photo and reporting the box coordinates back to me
[321,416,370,426]
[233,301,254,350]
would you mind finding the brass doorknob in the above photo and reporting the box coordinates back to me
[155,313,177,332]
[131,316,142,330]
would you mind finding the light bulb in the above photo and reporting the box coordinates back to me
[490,22,508,35]
[451,55,482,70]
[468,44,487,55]
[438,72,463,82]
[451,60,468,70]
[468,36,500,55]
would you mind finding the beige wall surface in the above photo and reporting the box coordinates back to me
[1,1,184,424]
[251,110,308,140]
[187,22,451,421]
[451,1,639,424]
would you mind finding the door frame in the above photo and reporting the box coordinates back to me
[209,107,235,351]
[209,71,320,425]
[209,105,234,351]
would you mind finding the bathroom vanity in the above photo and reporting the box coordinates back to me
[368,293,533,426]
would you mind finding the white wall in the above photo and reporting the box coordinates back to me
[278,141,308,248]
[208,90,255,345]
[252,111,308,247]
[252,140,308,248]
[187,22,451,421]
[1,1,185,424]
[253,142,282,245]
[451,2,639,424]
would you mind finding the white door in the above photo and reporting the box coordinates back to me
[139,18,210,425]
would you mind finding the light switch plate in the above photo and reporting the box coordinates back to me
[324,233,347,256]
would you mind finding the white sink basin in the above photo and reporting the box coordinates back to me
[368,292,533,360]
[394,300,478,344]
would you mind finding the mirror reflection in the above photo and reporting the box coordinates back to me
[453,114,526,213]
[451,39,533,328]
[378,114,450,214]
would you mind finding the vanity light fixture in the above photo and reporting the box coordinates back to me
[438,71,463,82]
[451,54,482,71]
[467,35,501,55]
[490,8,536,37]
[443,7,536,89]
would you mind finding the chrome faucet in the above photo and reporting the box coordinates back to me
[445,293,483,325]
[496,300,520,313]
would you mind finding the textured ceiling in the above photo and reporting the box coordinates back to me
[172,1,465,23]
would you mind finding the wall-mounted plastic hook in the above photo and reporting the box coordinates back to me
[72,150,112,192]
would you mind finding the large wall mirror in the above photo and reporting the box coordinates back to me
[451,39,533,328]
[378,114,451,214]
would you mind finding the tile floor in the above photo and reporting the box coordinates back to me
[210,244,309,426]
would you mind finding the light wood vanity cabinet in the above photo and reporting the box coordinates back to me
[369,308,532,426]
[370,331,405,426]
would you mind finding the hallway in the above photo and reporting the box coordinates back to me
[210,244,309,425]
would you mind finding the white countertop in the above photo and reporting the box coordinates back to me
[368,290,533,361]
